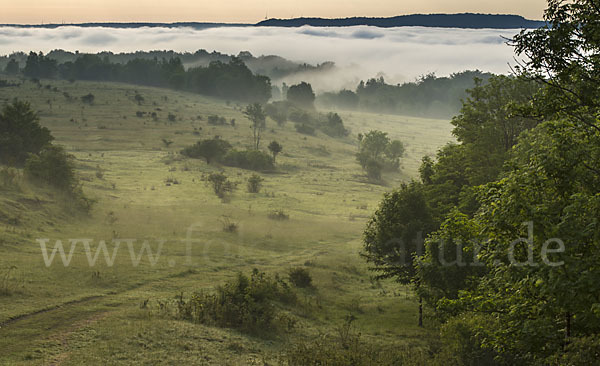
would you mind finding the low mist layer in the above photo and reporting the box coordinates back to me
[0,25,519,91]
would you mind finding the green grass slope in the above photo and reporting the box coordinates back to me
[0,78,453,364]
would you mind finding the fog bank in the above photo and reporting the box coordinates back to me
[0,25,520,91]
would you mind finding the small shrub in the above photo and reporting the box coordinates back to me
[282,316,429,365]
[0,265,20,296]
[134,93,144,105]
[365,158,383,181]
[175,269,297,335]
[289,109,313,124]
[295,123,315,135]
[25,146,77,191]
[268,209,289,221]
[247,174,264,193]
[207,115,227,125]
[220,216,238,233]
[288,267,312,288]
[322,112,349,137]
[168,113,176,122]
[268,141,283,164]
[207,172,236,198]
[81,93,95,105]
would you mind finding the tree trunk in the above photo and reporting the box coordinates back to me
[566,311,571,340]
[418,295,423,327]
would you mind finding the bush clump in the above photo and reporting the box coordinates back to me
[0,100,53,166]
[176,269,297,334]
[207,115,227,125]
[81,93,95,104]
[181,138,231,164]
[288,267,312,288]
[247,173,263,193]
[295,123,315,135]
[206,172,236,199]
[25,145,77,191]
[268,209,289,221]
[222,149,274,171]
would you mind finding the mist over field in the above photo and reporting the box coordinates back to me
[0,25,519,90]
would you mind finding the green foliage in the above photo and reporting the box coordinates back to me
[175,269,297,335]
[386,3,600,363]
[222,149,274,171]
[435,314,500,366]
[317,89,359,110]
[288,267,312,288]
[4,59,19,75]
[80,93,95,105]
[46,54,271,103]
[286,81,315,109]
[206,172,236,199]
[283,320,429,365]
[267,140,283,163]
[24,145,77,192]
[180,138,231,164]
[243,103,266,150]
[364,158,383,181]
[264,101,288,125]
[324,71,493,119]
[207,114,227,125]
[294,123,315,135]
[548,335,600,366]
[419,156,435,185]
[419,76,539,220]
[362,182,436,283]
[0,100,54,165]
[246,173,264,193]
[23,52,57,79]
[356,130,404,179]
[321,112,349,137]
[417,210,486,320]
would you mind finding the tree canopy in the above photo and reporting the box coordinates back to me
[0,100,54,166]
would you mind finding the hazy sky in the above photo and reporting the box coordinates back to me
[1,0,547,24]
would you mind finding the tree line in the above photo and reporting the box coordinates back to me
[19,52,272,103]
[317,70,493,118]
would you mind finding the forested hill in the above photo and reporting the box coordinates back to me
[257,13,545,29]
[2,13,544,29]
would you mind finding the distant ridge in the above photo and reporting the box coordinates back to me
[0,13,545,30]
[256,13,545,29]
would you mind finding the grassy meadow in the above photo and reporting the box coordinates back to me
[0,78,453,364]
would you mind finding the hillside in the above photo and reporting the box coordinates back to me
[0,77,453,363]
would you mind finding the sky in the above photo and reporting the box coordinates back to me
[0,0,548,24]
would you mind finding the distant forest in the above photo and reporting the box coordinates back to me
[317,71,493,118]
[0,13,544,29]
[0,50,333,83]
[257,13,545,29]
[2,50,493,117]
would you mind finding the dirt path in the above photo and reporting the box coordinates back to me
[47,311,111,366]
